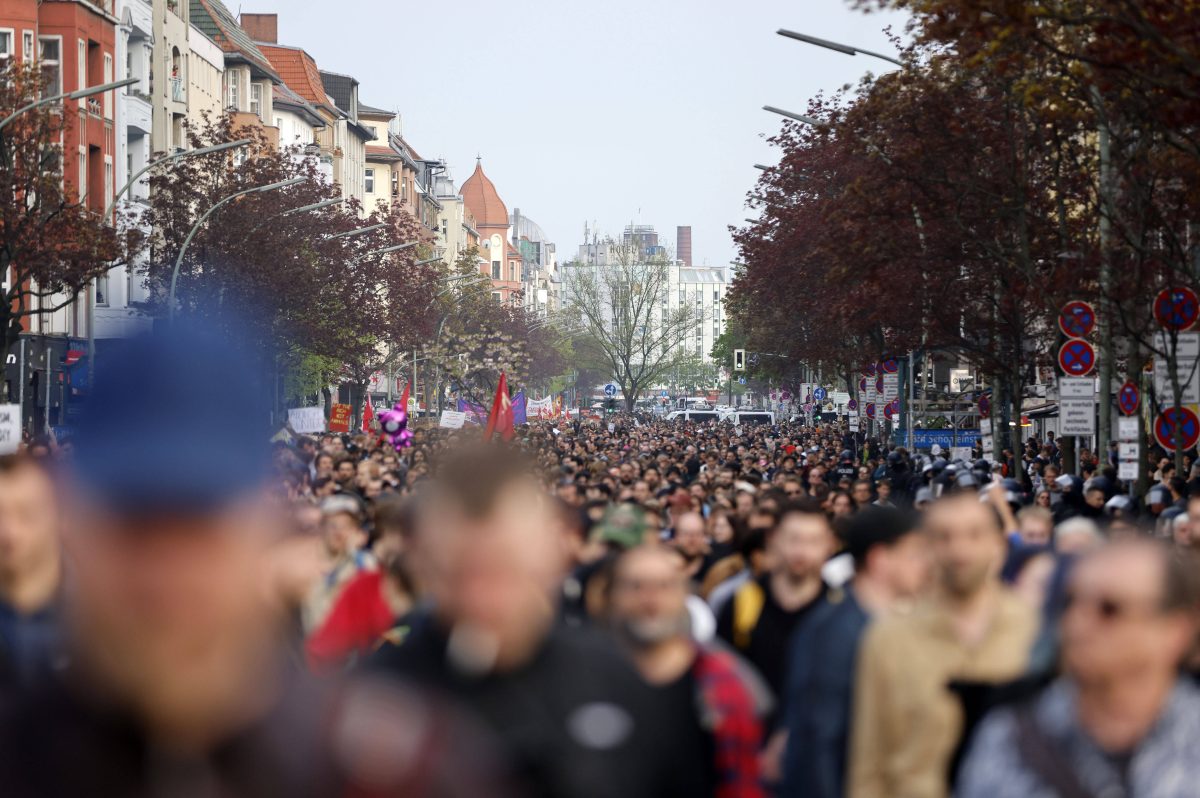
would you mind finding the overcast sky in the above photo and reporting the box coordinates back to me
[243,0,908,268]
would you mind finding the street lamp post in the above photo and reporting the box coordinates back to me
[0,77,138,132]
[89,138,255,384]
[168,177,304,319]
[776,29,903,67]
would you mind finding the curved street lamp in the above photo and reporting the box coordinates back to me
[168,176,304,319]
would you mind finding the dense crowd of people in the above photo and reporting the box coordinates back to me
[1,327,1199,797]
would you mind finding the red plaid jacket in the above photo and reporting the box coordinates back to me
[692,646,765,798]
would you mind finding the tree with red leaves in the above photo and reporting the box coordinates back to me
[0,62,126,371]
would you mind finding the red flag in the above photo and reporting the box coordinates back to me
[399,381,411,415]
[484,372,515,442]
[362,393,375,432]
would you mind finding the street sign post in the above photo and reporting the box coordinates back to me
[1059,377,1097,436]
[865,402,876,420]
[604,383,617,398]
[1059,339,1097,377]
[1058,301,1097,339]
[1154,287,1200,331]
[1154,406,1200,452]
[880,358,899,374]
[978,395,991,419]
[813,386,827,402]
[1117,382,1140,416]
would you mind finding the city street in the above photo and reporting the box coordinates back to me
[2,1,1200,796]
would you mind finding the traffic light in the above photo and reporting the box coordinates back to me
[606,398,616,413]
[734,349,746,372]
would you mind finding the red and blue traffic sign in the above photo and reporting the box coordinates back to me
[848,398,858,411]
[978,394,990,419]
[1059,339,1097,377]
[865,402,876,420]
[1155,406,1200,452]
[1154,287,1200,331]
[1117,381,1140,417]
[858,377,868,393]
[862,363,877,378]
[1058,301,1096,339]
[880,357,899,374]
[875,375,884,394]
[883,398,900,421]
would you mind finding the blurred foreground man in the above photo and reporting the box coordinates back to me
[0,328,505,798]
[848,494,1037,798]
[0,455,65,689]
[372,447,691,798]
[608,544,765,798]
[958,540,1200,797]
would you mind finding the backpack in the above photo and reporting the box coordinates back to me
[731,579,765,650]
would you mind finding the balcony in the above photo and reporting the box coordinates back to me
[170,77,185,103]
[124,92,151,136]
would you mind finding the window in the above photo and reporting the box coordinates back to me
[0,30,13,63]
[103,54,113,119]
[249,82,262,119]
[275,116,282,131]
[38,36,61,99]
[365,125,376,139]
[77,146,87,204]
[77,40,86,107]
[94,274,108,306]
[491,260,501,280]
[22,31,32,64]
[492,291,502,302]
[225,69,239,109]
[104,157,113,213]
[364,168,375,194]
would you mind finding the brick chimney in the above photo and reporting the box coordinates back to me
[240,13,278,44]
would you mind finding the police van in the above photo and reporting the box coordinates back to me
[719,410,776,426]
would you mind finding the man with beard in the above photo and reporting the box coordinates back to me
[609,545,765,798]
[672,512,713,585]
[371,446,690,798]
[306,497,418,673]
[848,494,1037,798]
[716,499,836,704]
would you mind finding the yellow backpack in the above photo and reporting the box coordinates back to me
[732,579,765,650]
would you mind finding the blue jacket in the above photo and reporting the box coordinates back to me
[779,584,870,798]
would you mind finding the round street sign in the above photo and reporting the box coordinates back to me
[1154,406,1200,452]
[978,394,991,419]
[862,363,877,378]
[1153,287,1200,331]
[604,383,618,397]
[1117,381,1140,417]
[848,398,858,411]
[813,387,828,402]
[865,402,876,420]
[875,375,884,394]
[1058,301,1097,339]
[1059,339,1097,377]
[858,377,868,393]
[883,398,899,421]
[880,358,899,374]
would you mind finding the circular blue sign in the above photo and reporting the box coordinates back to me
[813,387,827,402]
[604,383,617,397]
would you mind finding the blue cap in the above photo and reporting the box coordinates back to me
[70,324,272,514]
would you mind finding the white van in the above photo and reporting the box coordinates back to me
[719,410,776,426]
[666,409,722,423]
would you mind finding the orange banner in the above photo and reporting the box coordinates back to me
[328,403,352,433]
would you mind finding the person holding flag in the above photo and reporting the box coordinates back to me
[484,372,515,442]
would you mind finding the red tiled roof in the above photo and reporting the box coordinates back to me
[461,161,509,228]
[259,44,331,108]
[366,145,400,160]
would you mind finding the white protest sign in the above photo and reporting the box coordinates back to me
[439,410,467,429]
[287,406,326,434]
[0,404,19,454]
